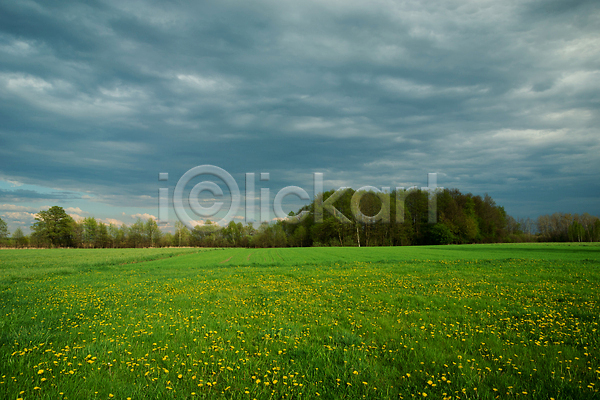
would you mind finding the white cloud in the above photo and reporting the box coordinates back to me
[69,213,84,222]
[131,213,157,221]
[0,72,133,119]
[176,74,235,92]
[2,211,37,220]
[0,204,37,212]
[100,218,125,226]
[65,207,86,214]
[6,180,23,187]
[0,38,36,56]
[4,73,52,92]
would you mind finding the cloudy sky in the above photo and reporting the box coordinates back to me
[1,0,599,232]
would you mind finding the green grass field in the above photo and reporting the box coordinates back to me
[1,244,599,399]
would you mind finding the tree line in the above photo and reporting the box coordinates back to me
[0,189,598,248]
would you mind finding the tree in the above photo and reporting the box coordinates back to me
[473,194,507,242]
[222,221,243,247]
[97,222,110,248]
[430,223,455,245]
[290,225,308,247]
[144,218,161,247]
[108,223,120,248]
[0,217,8,246]
[593,219,600,242]
[568,219,585,242]
[252,222,287,248]
[404,190,429,244]
[12,227,28,248]
[435,190,479,243]
[190,221,222,247]
[31,206,75,247]
[71,220,84,248]
[118,224,129,248]
[83,217,98,248]
[174,221,190,247]
[128,218,145,248]
[161,232,175,247]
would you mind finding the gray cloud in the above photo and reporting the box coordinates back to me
[0,188,83,201]
[0,0,599,221]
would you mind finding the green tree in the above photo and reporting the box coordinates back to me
[83,217,98,248]
[118,224,129,248]
[12,227,28,248]
[592,219,600,242]
[174,221,190,247]
[568,220,585,242]
[473,194,507,242]
[128,218,145,248]
[436,190,479,243]
[97,222,110,248]
[145,218,161,247]
[161,232,175,247]
[430,223,455,245]
[404,190,429,244]
[0,217,8,246]
[290,225,308,247]
[108,223,120,248]
[253,222,287,248]
[71,220,84,248]
[191,221,222,247]
[222,221,243,247]
[31,206,75,247]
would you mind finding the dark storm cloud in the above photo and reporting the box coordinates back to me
[0,0,599,219]
[0,188,82,201]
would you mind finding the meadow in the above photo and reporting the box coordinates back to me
[0,243,599,399]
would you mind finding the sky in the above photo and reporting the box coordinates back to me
[1,0,599,233]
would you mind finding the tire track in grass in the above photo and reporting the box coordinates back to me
[220,256,233,264]
[118,250,200,266]
[247,252,253,261]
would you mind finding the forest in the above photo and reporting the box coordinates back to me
[1,188,599,248]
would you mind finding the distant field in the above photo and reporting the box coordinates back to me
[1,244,599,399]
[0,248,202,283]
